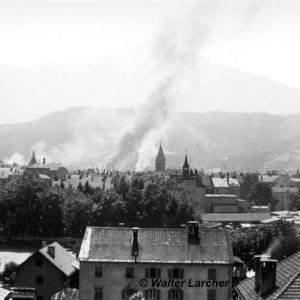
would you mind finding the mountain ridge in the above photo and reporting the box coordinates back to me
[1,107,300,172]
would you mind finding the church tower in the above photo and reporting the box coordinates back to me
[28,150,37,166]
[182,152,190,179]
[155,143,166,172]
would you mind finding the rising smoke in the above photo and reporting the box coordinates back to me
[109,2,210,171]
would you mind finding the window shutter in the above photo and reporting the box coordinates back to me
[157,290,161,300]
[179,269,184,279]
[157,268,161,278]
[168,269,172,279]
[180,289,184,300]
[145,290,149,299]
[168,290,171,299]
[121,289,125,299]
[146,268,149,278]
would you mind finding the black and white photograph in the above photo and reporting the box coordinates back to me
[1,0,300,299]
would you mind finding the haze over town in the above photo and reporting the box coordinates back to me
[1,0,300,125]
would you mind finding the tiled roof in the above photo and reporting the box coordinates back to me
[235,251,300,300]
[79,227,233,264]
[212,178,229,188]
[26,163,64,171]
[51,288,79,300]
[39,242,78,277]
[202,213,271,223]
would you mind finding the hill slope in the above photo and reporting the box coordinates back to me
[1,107,300,171]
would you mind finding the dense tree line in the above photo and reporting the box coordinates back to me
[0,174,198,237]
[232,220,300,270]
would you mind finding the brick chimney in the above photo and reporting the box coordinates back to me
[187,221,200,245]
[47,245,55,259]
[254,255,277,296]
[132,227,139,262]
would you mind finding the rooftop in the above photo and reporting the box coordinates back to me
[202,213,271,223]
[39,242,77,277]
[79,226,233,264]
[235,251,300,300]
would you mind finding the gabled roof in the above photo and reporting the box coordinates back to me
[79,227,233,264]
[17,242,78,277]
[235,251,300,300]
[39,242,77,277]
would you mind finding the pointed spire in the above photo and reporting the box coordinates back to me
[29,150,37,166]
[182,149,190,178]
[183,149,189,168]
[155,142,166,172]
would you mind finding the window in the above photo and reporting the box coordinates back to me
[36,259,43,267]
[94,288,103,300]
[126,267,134,278]
[168,268,184,279]
[35,276,43,285]
[122,288,137,299]
[95,266,103,278]
[145,289,160,300]
[37,297,44,300]
[145,268,161,278]
[168,289,183,300]
[208,268,216,280]
[207,290,216,300]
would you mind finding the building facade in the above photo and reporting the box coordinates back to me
[79,223,233,300]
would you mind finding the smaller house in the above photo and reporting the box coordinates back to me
[15,242,79,300]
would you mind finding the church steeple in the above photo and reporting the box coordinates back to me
[29,150,37,166]
[183,150,190,178]
[155,142,166,172]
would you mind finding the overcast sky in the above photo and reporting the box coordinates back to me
[1,0,300,124]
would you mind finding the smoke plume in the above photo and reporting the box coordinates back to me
[109,2,209,171]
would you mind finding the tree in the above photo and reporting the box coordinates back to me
[78,181,83,192]
[61,190,93,236]
[247,182,277,209]
[1,261,18,285]
[240,173,259,199]
[289,193,300,211]
[232,220,300,270]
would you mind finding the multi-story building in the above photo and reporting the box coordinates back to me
[78,222,233,300]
